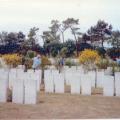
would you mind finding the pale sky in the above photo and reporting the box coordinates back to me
[0,0,120,44]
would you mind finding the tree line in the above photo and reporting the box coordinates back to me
[0,18,120,58]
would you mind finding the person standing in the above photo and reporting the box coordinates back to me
[58,57,65,73]
[32,54,41,72]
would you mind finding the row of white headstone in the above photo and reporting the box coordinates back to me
[0,67,120,104]
[0,68,41,104]
[44,69,120,97]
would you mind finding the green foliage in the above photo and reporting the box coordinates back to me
[41,56,51,68]
[96,47,106,57]
[60,47,67,57]
[45,42,62,57]
[108,30,120,48]
[96,58,109,69]
[87,20,112,47]
[26,50,36,59]
[63,40,76,57]
[107,48,120,58]
[24,57,33,69]
[65,58,76,67]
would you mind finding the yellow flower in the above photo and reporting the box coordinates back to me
[79,49,100,68]
[2,54,22,67]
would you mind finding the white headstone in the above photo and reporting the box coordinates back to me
[81,74,92,95]
[12,80,24,104]
[29,71,41,91]
[70,74,81,94]
[9,72,16,89]
[24,80,37,104]
[65,72,72,85]
[88,71,95,87]
[0,69,9,88]
[103,75,114,96]
[54,73,64,93]
[0,79,7,102]
[44,70,54,93]
[97,71,104,87]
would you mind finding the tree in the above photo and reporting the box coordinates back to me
[109,30,120,48]
[87,20,112,47]
[0,31,8,45]
[50,20,60,40]
[5,32,18,44]
[17,32,26,43]
[63,40,76,57]
[60,47,68,57]
[96,47,106,58]
[63,18,81,56]
[81,33,90,43]
[27,27,39,48]
[42,28,60,57]
[42,30,60,45]
[50,20,67,43]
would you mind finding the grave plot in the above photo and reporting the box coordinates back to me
[115,72,120,96]
[81,74,92,95]
[0,79,8,102]
[70,74,81,94]
[12,79,24,104]
[54,73,64,93]
[103,75,114,96]
[24,79,37,104]
[44,70,54,93]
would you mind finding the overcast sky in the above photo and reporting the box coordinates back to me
[0,0,120,44]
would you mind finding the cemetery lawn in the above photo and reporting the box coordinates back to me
[0,92,120,119]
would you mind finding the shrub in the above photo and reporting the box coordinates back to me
[96,58,109,69]
[26,50,36,59]
[79,49,100,71]
[24,57,33,69]
[60,47,68,57]
[41,56,51,68]
[2,54,22,68]
[65,58,76,67]
[65,59,72,67]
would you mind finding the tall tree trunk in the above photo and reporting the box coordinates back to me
[114,74,116,96]
[61,32,65,43]
[95,68,97,88]
[101,39,104,47]
[117,39,119,49]
[71,28,78,57]
[113,67,116,96]
[41,67,44,85]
